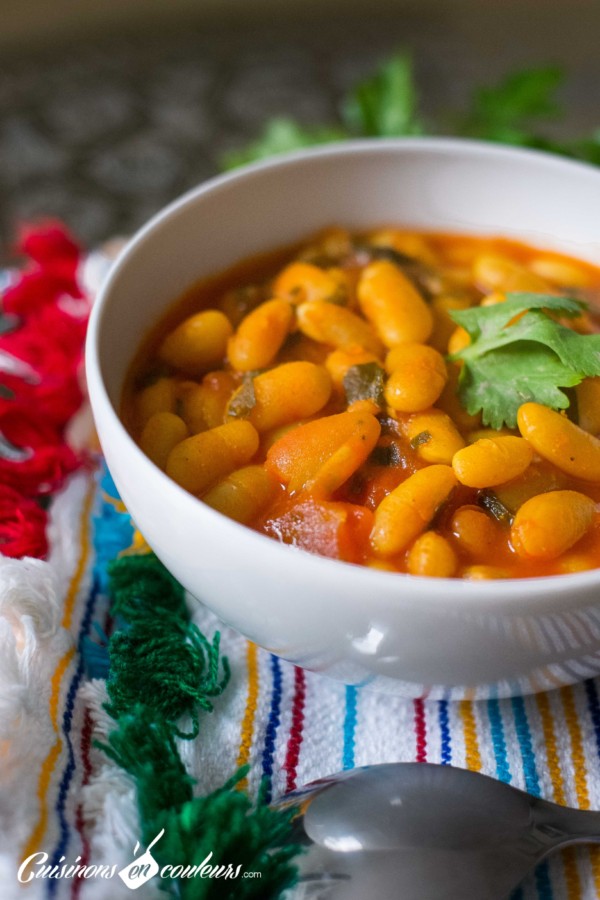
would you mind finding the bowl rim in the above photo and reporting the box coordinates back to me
[85,135,600,604]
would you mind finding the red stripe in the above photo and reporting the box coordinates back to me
[71,707,93,899]
[414,698,427,762]
[284,667,306,792]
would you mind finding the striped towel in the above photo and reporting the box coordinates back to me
[2,227,600,899]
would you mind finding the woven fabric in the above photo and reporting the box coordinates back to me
[2,236,600,899]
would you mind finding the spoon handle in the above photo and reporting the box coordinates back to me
[535,799,600,845]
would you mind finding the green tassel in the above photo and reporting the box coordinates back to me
[104,553,230,739]
[96,707,193,825]
[97,551,302,898]
[97,713,302,899]
[105,624,230,740]
[108,554,188,627]
[152,780,302,899]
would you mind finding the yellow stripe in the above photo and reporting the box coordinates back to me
[560,687,600,898]
[21,476,95,861]
[560,687,590,809]
[61,479,95,629]
[536,692,566,804]
[590,851,600,897]
[21,647,76,861]
[536,691,581,899]
[236,642,259,788]
[459,701,482,771]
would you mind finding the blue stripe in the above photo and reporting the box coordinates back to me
[47,468,134,896]
[342,686,358,770]
[438,700,451,765]
[511,697,553,900]
[511,697,541,796]
[585,679,600,760]
[94,468,134,593]
[260,655,283,804]
[487,699,511,783]
[489,701,522,900]
[46,577,100,896]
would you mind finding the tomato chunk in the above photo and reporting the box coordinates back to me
[260,498,373,564]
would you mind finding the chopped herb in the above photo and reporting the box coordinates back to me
[0,384,14,400]
[343,362,386,408]
[410,430,432,450]
[478,490,513,526]
[227,377,257,419]
[449,293,600,429]
[369,443,403,467]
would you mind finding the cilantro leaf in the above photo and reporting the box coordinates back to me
[456,342,580,430]
[342,53,425,137]
[449,293,600,429]
[221,118,346,170]
[460,67,564,145]
[451,293,584,346]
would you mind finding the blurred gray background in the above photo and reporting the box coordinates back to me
[1,0,599,255]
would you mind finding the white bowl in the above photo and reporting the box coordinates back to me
[86,138,600,699]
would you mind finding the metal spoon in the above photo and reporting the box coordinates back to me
[275,763,600,899]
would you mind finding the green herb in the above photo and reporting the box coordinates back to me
[459,66,565,148]
[343,361,386,408]
[222,118,346,170]
[576,128,600,165]
[449,293,600,429]
[227,377,257,418]
[410,430,433,450]
[368,443,403,467]
[223,53,600,170]
[478,490,513,526]
[341,53,425,137]
[220,52,422,169]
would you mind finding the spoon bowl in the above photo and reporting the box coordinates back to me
[276,763,600,899]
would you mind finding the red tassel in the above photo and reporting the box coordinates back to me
[0,485,48,558]
[0,221,88,558]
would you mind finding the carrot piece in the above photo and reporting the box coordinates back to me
[266,410,381,497]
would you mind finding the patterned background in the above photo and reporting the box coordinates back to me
[1,4,599,258]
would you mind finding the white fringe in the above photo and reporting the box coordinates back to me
[0,554,74,861]
[46,472,94,622]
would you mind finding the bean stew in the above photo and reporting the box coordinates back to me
[122,228,600,579]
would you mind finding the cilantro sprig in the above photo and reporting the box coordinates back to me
[223,53,600,169]
[449,294,600,429]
